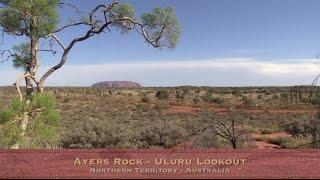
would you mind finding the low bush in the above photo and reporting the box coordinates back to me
[191,128,228,148]
[61,119,119,148]
[62,118,188,149]
[267,136,310,149]
[137,122,187,149]
[285,120,305,137]
[0,109,14,124]
[211,97,224,105]
[156,90,169,100]
[175,90,185,101]
[191,128,218,148]
[201,94,212,103]
[242,97,254,108]
[260,126,281,134]
[201,94,224,105]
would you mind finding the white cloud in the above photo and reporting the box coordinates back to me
[0,58,319,87]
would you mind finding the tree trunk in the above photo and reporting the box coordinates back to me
[12,18,40,149]
[231,139,237,149]
[37,84,44,94]
[25,76,34,98]
[25,37,38,97]
[26,18,40,97]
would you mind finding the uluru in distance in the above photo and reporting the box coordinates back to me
[92,81,142,88]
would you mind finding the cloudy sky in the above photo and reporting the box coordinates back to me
[1,0,320,87]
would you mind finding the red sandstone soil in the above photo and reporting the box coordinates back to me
[254,141,280,149]
[251,132,292,149]
[162,105,201,115]
[251,132,291,139]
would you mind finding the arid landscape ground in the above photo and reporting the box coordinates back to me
[0,85,319,149]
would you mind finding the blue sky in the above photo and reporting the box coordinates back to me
[1,0,320,86]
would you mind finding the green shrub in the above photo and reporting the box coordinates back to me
[0,93,61,149]
[135,104,148,112]
[0,123,22,148]
[61,119,117,148]
[31,93,55,112]
[25,118,60,148]
[310,96,320,105]
[211,97,224,105]
[281,93,289,101]
[11,98,26,115]
[175,90,185,101]
[286,120,305,137]
[156,90,169,100]
[191,128,225,148]
[0,98,28,125]
[137,123,187,149]
[201,94,212,103]
[260,128,279,134]
[201,94,224,105]
[0,109,13,124]
[267,137,287,146]
[242,97,254,108]
[268,137,309,149]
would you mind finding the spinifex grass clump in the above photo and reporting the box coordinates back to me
[0,93,61,149]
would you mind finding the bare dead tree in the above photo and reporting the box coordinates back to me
[214,108,247,149]
[297,54,320,149]
[308,113,320,148]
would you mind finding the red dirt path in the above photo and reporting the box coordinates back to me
[163,105,316,115]
[251,132,292,149]
[162,105,200,115]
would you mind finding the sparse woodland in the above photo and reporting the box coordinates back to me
[1,85,319,149]
[0,0,319,150]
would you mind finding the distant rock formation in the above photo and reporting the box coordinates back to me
[92,81,142,88]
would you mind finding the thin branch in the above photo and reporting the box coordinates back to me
[14,72,31,101]
[51,22,90,34]
[0,49,15,63]
[58,2,85,14]
[312,55,320,86]
[38,49,57,55]
[46,33,66,50]
[1,28,24,36]
[1,30,4,45]
[112,16,166,48]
